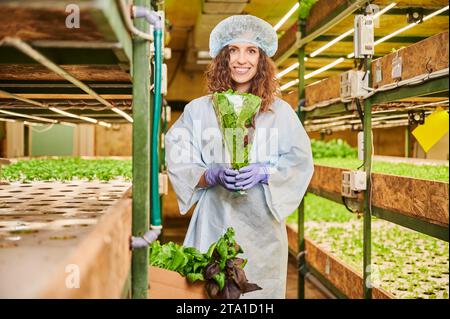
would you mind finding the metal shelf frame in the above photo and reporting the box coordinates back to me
[293,0,449,300]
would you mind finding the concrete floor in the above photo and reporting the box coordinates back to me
[161,218,330,299]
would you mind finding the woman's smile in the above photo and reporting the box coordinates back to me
[233,66,252,75]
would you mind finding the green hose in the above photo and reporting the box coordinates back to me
[151,28,163,228]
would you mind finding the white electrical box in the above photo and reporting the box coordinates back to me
[161,63,168,96]
[342,171,358,198]
[357,131,364,161]
[374,59,382,84]
[391,54,402,80]
[342,170,367,198]
[354,14,374,58]
[350,170,367,191]
[159,172,168,195]
[162,105,171,122]
[164,47,172,60]
[340,70,369,99]
[158,10,165,56]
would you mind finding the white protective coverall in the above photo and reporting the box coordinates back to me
[164,95,314,298]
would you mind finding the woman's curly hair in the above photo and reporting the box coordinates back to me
[205,46,280,112]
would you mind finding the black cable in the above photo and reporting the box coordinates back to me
[342,196,358,214]
[357,58,365,71]
[361,56,369,80]
[425,57,433,73]
[355,99,364,126]
[362,70,368,81]
[357,161,365,170]
[424,57,433,81]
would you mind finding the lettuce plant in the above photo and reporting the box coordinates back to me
[149,227,261,299]
[212,90,261,169]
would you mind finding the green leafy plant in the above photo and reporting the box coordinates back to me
[203,227,262,299]
[149,227,262,299]
[313,157,449,182]
[212,90,261,169]
[287,193,449,299]
[299,0,319,19]
[311,139,358,159]
[149,241,209,282]
[1,157,132,182]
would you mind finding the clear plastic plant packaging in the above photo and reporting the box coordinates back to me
[211,90,262,195]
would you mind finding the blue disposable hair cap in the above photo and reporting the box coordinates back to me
[209,15,278,58]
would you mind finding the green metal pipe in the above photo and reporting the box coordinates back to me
[405,125,410,157]
[161,104,168,171]
[131,0,151,300]
[151,28,163,228]
[297,15,307,300]
[363,57,373,300]
[131,4,164,228]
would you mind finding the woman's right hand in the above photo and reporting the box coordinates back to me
[204,166,240,191]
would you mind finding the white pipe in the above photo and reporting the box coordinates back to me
[131,229,161,249]
[117,0,154,41]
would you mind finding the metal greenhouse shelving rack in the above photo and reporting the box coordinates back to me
[0,0,166,299]
[285,0,449,299]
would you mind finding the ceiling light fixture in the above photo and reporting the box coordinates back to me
[280,57,345,91]
[98,121,112,128]
[111,107,133,123]
[280,79,300,91]
[274,2,300,31]
[305,57,345,79]
[0,109,58,123]
[197,51,211,59]
[276,62,299,78]
[276,57,308,79]
[49,107,98,124]
[0,118,17,123]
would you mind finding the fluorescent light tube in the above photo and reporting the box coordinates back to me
[111,107,133,123]
[305,58,344,79]
[274,2,300,31]
[49,107,98,124]
[276,62,299,78]
[280,79,299,91]
[0,109,57,123]
[310,29,354,57]
[98,121,112,128]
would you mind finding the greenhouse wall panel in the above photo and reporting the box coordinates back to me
[372,173,449,227]
[371,31,449,87]
[305,75,341,107]
[310,165,449,227]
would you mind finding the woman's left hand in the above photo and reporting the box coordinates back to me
[235,163,269,190]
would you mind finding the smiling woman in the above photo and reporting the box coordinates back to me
[164,14,314,299]
[205,43,279,112]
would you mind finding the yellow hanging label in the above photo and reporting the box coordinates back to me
[412,107,449,152]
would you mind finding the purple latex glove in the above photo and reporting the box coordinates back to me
[235,163,269,190]
[205,166,240,191]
